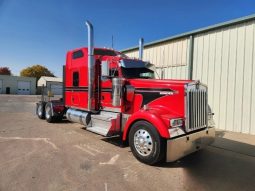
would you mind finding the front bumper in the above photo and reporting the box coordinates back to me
[166,127,215,162]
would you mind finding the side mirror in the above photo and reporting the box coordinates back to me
[101,61,109,77]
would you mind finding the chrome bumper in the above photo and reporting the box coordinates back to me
[166,127,215,162]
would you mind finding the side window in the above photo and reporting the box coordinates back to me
[110,68,119,77]
[72,50,84,59]
[73,72,79,86]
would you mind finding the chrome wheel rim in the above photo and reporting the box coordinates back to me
[45,106,51,119]
[37,105,42,116]
[134,129,153,156]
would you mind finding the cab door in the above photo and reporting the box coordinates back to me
[100,66,120,111]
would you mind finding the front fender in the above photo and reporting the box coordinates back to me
[122,110,170,141]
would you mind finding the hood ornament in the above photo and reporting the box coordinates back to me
[195,80,200,90]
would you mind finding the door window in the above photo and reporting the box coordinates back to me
[73,72,79,86]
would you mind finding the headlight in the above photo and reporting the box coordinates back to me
[170,118,183,128]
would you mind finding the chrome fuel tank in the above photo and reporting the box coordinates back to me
[66,108,90,126]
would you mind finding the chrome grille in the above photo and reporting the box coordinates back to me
[185,83,208,132]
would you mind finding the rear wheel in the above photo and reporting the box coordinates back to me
[37,104,45,119]
[129,121,166,165]
[45,104,54,123]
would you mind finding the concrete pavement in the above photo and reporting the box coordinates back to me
[0,95,254,191]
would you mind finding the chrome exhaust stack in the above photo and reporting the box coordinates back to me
[85,20,95,112]
[139,38,144,60]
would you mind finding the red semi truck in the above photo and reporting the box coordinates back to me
[36,21,215,165]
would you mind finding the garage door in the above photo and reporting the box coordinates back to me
[50,84,62,95]
[17,81,31,95]
[0,80,2,94]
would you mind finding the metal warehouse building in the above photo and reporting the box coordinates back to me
[122,14,255,135]
[0,75,36,95]
[37,76,63,95]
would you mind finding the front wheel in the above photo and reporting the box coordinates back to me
[129,121,166,165]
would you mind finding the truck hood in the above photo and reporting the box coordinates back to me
[126,78,192,117]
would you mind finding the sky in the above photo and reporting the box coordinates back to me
[0,0,255,77]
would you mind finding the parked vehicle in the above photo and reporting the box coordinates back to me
[36,21,215,165]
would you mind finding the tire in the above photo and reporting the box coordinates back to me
[129,120,166,165]
[45,104,55,123]
[55,115,63,122]
[37,103,45,119]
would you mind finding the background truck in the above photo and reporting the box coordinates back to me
[36,21,215,165]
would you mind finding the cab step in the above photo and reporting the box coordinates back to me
[86,111,120,136]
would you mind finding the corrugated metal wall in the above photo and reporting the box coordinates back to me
[123,19,255,135]
[126,38,190,79]
[193,21,255,135]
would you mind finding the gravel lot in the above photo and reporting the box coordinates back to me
[0,95,255,191]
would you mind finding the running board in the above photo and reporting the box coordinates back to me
[86,111,120,136]
[86,126,111,136]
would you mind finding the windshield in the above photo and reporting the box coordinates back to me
[121,67,155,79]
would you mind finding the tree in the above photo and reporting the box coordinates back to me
[0,67,11,75]
[20,65,55,81]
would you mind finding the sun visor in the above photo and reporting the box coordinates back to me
[119,59,147,68]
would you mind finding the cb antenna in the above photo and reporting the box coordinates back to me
[111,35,114,49]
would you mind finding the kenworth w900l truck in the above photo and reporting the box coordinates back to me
[36,21,215,165]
